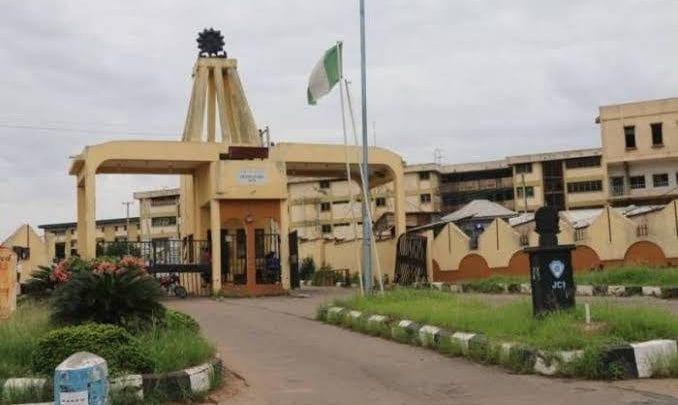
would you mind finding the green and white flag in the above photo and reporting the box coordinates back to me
[307,42,342,105]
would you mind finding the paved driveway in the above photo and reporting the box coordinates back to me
[170,288,678,405]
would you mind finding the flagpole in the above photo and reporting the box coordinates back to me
[337,41,365,295]
[359,0,372,293]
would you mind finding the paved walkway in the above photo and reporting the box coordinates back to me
[170,288,678,405]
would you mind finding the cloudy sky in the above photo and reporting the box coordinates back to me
[1,0,678,239]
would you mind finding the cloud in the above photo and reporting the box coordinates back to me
[1,0,678,238]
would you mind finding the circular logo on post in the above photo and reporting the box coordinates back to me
[548,259,565,279]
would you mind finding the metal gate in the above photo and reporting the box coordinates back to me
[289,230,300,289]
[394,233,428,285]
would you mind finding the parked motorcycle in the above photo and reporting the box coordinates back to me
[158,273,188,299]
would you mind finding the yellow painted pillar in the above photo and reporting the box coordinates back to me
[0,248,17,319]
[77,168,97,258]
[425,230,434,282]
[210,199,222,293]
[391,166,407,237]
[76,176,87,257]
[280,199,291,290]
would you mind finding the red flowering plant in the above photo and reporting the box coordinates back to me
[51,254,164,328]
[25,256,91,297]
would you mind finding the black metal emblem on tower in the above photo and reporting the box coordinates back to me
[197,28,226,58]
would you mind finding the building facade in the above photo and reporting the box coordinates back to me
[39,218,140,261]
[506,148,606,212]
[287,164,441,240]
[439,160,514,213]
[134,189,181,242]
[599,98,678,206]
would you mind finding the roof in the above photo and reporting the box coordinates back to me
[506,148,602,165]
[133,188,180,199]
[561,209,603,229]
[39,217,140,230]
[508,212,535,227]
[441,199,517,223]
[440,159,509,173]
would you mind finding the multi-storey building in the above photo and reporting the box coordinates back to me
[439,159,514,213]
[506,148,606,212]
[133,189,181,242]
[287,164,441,240]
[39,217,140,261]
[598,97,678,205]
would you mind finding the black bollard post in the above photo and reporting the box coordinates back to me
[524,206,576,317]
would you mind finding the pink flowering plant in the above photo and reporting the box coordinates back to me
[50,254,163,328]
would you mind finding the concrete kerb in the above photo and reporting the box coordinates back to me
[319,306,678,380]
[432,282,677,299]
[3,357,223,405]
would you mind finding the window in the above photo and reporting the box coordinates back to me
[653,173,669,187]
[151,216,177,227]
[114,226,119,231]
[332,200,349,205]
[515,163,532,174]
[630,175,645,189]
[651,123,663,146]
[567,180,603,193]
[418,171,430,180]
[123,225,127,231]
[319,180,330,189]
[334,222,350,227]
[565,156,601,169]
[375,197,386,207]
[150,196,178,206]
[516,186,534,198]
[624,126,636,149]
[70,229,75,235]
[321,224,332,234]
[420,193,432,203]
[320,202,331,212]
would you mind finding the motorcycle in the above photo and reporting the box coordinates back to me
[158,273,188,299]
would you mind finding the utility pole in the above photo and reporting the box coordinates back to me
[372,121,377,146]
[359,0,372,293]
[521,174,528,213]
[434,148,444,166]
[122,201,133,254]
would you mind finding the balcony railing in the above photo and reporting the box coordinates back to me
[611,185,625,197]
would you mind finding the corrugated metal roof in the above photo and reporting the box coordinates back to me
[441,200,517,223]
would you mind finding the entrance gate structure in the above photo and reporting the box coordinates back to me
[68,33,407,295]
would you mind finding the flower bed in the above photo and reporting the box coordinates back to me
[1,255,219,404]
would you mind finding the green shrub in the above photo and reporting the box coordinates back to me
[137,325,215,374]
[300,257,316,281]
[32,324,154,376]
[23,257,92,298]
[50,267,164,328]
[163,310,200,333]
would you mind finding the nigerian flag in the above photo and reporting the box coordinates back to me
[307,42,342,105]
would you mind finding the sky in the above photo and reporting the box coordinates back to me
[1,0,678,240]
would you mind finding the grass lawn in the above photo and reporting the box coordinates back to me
[335,289,678,351]
[457,265,678,289]
[0,301,216,380]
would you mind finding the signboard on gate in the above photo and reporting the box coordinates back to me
[0,247,17,318]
